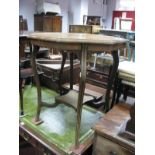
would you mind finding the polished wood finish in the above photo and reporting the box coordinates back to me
[34,14,62,32]
[92,104,135,155]
[28,32,127,147]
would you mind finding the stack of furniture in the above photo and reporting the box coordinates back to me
[92,103,135,155]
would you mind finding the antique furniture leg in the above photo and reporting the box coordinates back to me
[116,78,122,104]
[19,75,24,115]
[70,52,74,90]
[105,51,119,112]
[111,72,119,109]
[75,44,87,148]
[30,44,43,124]
[58,51,67,95]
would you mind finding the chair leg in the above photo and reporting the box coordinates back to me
[111,72,118,109]
[116,78,122,104]
[123,85,129,101]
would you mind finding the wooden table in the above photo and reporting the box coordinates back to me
[27,32,127,150]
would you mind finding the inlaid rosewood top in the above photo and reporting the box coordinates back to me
[28,32,127,52]
[28,32,127,44]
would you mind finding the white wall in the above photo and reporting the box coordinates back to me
[80,0,89,24]
[104,0,116,29]
[88,0,103,16]
[116,0,135,10]
[68,0,81,25]
[19,0,37,31]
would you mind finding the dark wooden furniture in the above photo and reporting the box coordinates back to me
[92,103,135,155]
[34,14,62,32]
[28,32,127,148]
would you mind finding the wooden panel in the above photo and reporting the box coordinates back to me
[52,16,62,32]
[34,15,43,31]
[93,135,134,155]
[34,15,62,32]
[43,16,53,32]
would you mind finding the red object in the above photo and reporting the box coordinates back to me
[112,10,135,31]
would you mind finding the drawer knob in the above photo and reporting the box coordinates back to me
[109,151,117,155]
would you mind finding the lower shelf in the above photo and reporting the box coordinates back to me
[20,85,104,155]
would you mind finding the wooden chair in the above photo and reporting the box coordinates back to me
[112,61,135,106]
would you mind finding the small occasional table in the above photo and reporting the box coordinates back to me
[27,32,127,150]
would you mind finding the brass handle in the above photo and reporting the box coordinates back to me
[109,151,118,155]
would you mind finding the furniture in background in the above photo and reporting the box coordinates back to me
[19,15,28,31]
[34,14,62,32]
[36,59,80,92]
[100,29,135,61]
[69,25,102,34]
[92,103,135,155]
[69,25,93,34]
[114,61,135,105]
[85,16,101,25]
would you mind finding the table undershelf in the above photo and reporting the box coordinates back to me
[20,86,104,155]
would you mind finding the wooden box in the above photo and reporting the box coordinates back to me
[69,25,92,34]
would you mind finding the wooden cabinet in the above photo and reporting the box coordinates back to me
[92,104,135,155]
[34,14,62,32]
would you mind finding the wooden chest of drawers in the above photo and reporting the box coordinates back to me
[34,14,62,32]
[92,104,135,155]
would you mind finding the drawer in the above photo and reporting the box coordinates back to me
[93,135,134,155]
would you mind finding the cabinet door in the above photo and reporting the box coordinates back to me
[52,16,62,32]
[34,15,43,31]
[43,16,53,32]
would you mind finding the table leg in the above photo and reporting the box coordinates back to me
[58,51,67,95]
[19,77,24,116]
[105,50,119,112]
[75,44,87,147]
[70,53,74,90]
[30,44,42,123]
